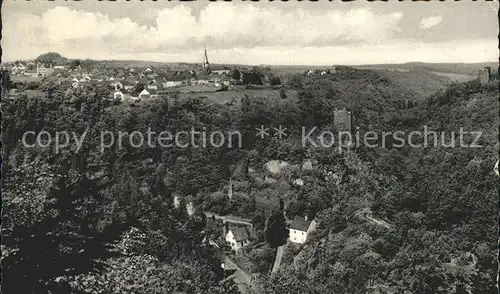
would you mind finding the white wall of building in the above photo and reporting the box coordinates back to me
[289,228,308,244]
[226,230,241,251]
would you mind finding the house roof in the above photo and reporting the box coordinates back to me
[197,75,210,81]
[211,65,230,71]
[290,216,312,232]
[230,226,249,242]
[139,89,150,96]
[122,79,136,86]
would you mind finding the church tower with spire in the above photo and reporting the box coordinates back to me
[202,46,210,68]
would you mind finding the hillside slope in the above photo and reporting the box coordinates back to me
[374,69,453,100]
[258,79,498,294]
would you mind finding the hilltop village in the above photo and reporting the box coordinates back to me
[4,50,339,104]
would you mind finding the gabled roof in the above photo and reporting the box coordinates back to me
[139,89,150,96]
[229,226,249,242]
[290,216,312,232]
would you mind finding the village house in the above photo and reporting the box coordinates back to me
[138,88,158,99]
[209,76,221,87]
[289,216,317,244]
[53,65,65,70]
[146,80,160,90]
[221,76,231,86]
[225,226,250,252]
[110,81,123,91]
[163,80,184,88]
[25,63,55,78]
[38,63,55,77]
[122,80,136,92]
[138,89,150,99]
[196,75,210,85]
[11,63,27,75]
[211,66,231,75]
[113,91,125,101]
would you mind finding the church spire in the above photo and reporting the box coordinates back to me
[202,46,210,68]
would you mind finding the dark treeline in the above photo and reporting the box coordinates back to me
[1,67,498,293]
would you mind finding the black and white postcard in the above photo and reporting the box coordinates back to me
[1,1,498,293]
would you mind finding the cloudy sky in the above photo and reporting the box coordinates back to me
[2,1,498,65]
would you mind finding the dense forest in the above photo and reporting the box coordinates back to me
[1,66,498,293]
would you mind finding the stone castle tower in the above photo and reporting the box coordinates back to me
[478,66,491,84]
[333,108,352,132]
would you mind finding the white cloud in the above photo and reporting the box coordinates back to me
[2,4,403,59]
[420,16,442,29]
[2,5,495,64]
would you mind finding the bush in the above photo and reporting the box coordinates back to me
[270,76,282,86]
[287,75,303,89]
[279,88,287,99]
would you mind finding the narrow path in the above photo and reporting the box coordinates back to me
[224,256,251,294]
[271,245,285,274]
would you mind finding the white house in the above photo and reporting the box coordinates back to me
[289,216,317,244]
[53,65,65,70]
[122,80,135,91]
[11,63,26,75]
[226,226,250,252]
[138,89,150,99]
[113,91,124,101]
[197,78,209,85]
[37,63,54,77]
[163,80,183,88]
[11,64,19,74]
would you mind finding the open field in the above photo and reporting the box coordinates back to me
[176,84,219,93]
[373,69,453,99]
[354,62,497,76]
[427,71,476,83]
[11,75,43,83]
[179,88,298,104]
